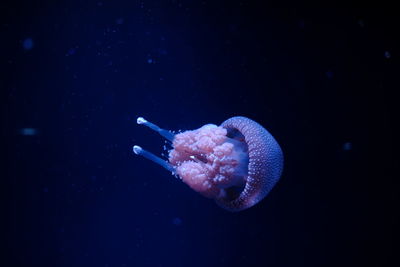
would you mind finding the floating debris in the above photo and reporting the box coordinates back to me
[343,142,352,151]
[22,38,34,51]
[19,128,38,136]
[172,217,182,226]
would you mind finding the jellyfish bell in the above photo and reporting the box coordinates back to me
[133,116,283,212]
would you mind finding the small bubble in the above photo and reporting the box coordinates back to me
[325,71,334,79]
[66,48,76,56]
[343,142,352,151]
[384,51,391,59]
[147,58,153,64]
[116,18,124,25]
[22,38,34,50]
[43,187,49,193]
[19,128,38,136]
[172,217,182,226]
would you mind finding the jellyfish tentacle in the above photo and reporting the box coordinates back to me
[136,117,174,141]
[133,145,175,173]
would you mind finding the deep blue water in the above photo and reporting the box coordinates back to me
[2,3,396,267]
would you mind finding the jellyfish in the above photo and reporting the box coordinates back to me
[133,116,283,212]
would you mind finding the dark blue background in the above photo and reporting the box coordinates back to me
[2,2,396,267]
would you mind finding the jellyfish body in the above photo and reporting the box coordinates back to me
[133,116,283,212]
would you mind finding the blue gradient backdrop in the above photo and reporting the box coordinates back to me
[2,2,396,267]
